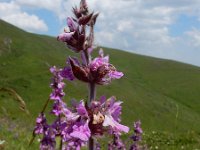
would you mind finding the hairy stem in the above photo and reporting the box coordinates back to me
[89,82,96,103]
[88,82,96,150]
[83,18,96,150]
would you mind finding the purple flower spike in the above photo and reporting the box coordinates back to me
[32,1,133,150]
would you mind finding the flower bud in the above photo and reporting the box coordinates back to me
[78,13,93,25]
[69,57,89,82]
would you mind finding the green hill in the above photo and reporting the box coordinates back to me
[0,19,200,149]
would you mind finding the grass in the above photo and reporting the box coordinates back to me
[0,19,200,149]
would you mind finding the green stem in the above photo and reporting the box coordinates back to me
[29,98,50,146]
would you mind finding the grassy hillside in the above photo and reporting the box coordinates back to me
[0,19,200,149]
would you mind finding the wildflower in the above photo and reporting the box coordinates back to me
[130,121,143,150]
[89,96,129,135]
[49,66,65,101]
[90,49,124,85]
[39,127,56,150]
[32,0,135,149]
[34,113,47,135]
[61,121,91,149]
[51,101,64,116]
[108,132,126,150]
[68,49,124,85]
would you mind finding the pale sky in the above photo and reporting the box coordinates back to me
[0,0,200,66]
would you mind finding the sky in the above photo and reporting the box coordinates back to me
[0,0,200,66]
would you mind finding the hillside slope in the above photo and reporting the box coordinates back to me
[0,19,200,149]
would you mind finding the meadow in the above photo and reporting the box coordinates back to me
[0,19,200,149]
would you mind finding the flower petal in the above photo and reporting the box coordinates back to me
[109,71,124,79]
[103,114,129,133]
[60,67,75,81]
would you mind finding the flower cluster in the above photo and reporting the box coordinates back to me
[57,0,98,53]
[62,49,124,85]
[32,0,142,149]
[34,96,129,149]
[130,121,143,150]
[108,132,126,150]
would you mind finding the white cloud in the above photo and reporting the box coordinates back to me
[117,20,134,32]
[186,28,200,48]
[75,0,200,65]
[0,1,48,32]
[74,0,177,52]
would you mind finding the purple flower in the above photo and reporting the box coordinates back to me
[51,101,63,116]
[103,114,129,133]
[89,49,124,85]
[108,132,125,150]
[103,97,129,134]
[134,121,143,135]
[34,114,57,150]
[40,127,56,150]
[57,32,74,42]
[76,100,88,117]
[34,113,47,135]
[105,96,122,122]
[57,21,85,52]
[50,88,65,101]
[60,66,75,81]
[70,121,91,141]
[88,96,129,135]
[68,49,124,85]
[61,121,91,149]
[49,66,65,101]
[130,121,143,150]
